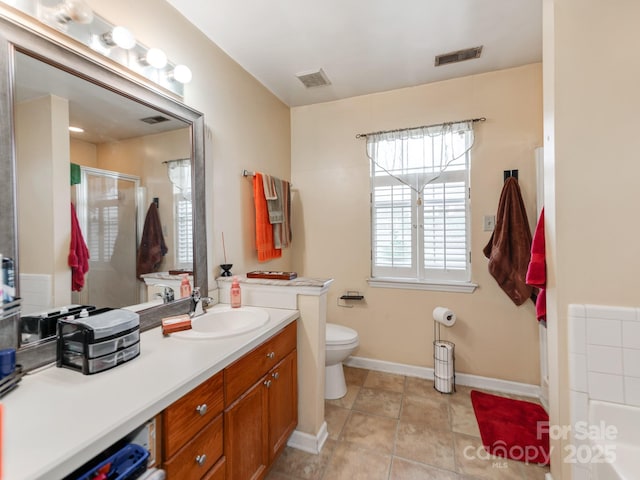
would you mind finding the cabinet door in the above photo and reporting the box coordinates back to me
[268,350,298,462]
[224,377,269,480]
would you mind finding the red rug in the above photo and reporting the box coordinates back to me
[470,390,550,465]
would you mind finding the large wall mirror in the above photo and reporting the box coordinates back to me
[0,13,207,361]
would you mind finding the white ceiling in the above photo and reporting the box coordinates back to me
[166,0,543,107]
[15,51,188,143]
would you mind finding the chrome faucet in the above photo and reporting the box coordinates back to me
[190,287,213,318]
[154,284,175,303]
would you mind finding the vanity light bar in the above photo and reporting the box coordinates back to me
[26,1,192,96]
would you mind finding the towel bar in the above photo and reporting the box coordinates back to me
[242,169,293,187]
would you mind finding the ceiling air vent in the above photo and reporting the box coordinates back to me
[296,68,331,88]
[140,115,171,125]
[435,46,483,66]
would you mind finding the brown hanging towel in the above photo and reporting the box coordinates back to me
[483,177,533,306]
[136,202,168,278]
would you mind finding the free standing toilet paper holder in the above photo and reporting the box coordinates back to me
[433,320,456,394]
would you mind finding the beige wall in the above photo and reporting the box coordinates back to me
[70,138,97,167]
[86,0,293,285]
[544,1,640,478]
[16,95,72,306]
[291,64,543,385]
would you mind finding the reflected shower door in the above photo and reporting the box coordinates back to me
[73,167,140,308]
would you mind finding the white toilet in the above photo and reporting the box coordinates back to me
[325,323,360,399]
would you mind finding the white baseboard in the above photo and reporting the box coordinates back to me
[287,422,328,454]
[345,356,542,400]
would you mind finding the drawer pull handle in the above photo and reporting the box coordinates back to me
[196,404,208,416]
[264,379,272,388]
[267,351,275,359]
[272,372,279,380]
[195,454,207,466]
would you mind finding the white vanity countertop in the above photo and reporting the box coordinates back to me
[217,275,332,288]
[140,272,194,282]
[2,305,299,480]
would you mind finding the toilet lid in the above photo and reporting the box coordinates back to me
[326,323,358,346]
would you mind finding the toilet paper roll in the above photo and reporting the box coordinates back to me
[434,342,453,361]
[432,306,456,327]
[435,375,454,393]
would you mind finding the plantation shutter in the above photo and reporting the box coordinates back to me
[422,174,470,281]
[175,195,193,268]
[168,159,193,269]
[372,181,415,277]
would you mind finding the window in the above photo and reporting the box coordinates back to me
[174,191,193,268]
[368,122,474,289]
[87,178,120,262]
[168,159,193,269]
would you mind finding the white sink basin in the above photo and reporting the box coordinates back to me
[172,306,270,339]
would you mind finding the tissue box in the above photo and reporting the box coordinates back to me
[57,308,140,375]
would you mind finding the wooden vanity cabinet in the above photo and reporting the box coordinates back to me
[223,321,298,480]
[162,371,225,479]
[161,321,297,480]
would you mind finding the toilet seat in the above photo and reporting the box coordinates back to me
[326,323,358,346]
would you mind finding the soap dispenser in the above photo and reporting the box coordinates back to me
[180,274,191,298]
[230,277,241,308]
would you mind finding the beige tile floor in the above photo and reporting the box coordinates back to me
[266,366,550,480]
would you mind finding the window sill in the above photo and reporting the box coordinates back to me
[367,278,478,293]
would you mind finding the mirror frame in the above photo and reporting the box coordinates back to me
[0,12,207,369]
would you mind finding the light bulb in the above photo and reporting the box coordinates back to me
[145,48,168,69]
[102,26,136,50]
[55,0,94,24]
[172,64,193,84]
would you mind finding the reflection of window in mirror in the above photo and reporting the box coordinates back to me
[168,159,193,270]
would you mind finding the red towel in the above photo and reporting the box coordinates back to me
[69,203,90,292]
[526,208,546,323]
[483,177,533,306]
[254,173,282,262]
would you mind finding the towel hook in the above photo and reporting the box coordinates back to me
[503,169,518,182]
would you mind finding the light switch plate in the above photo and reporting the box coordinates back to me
[483,215,496,231]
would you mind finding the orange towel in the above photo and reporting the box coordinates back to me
[254,173,282,262]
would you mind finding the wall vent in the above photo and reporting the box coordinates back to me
[140,115,171,124]
[296,68,331,88]
[435,46,483,66]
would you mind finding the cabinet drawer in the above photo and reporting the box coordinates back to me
[202,456,225,480]
[163,414,223,480]
[164,371,224,458]
[224,321,297,404]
